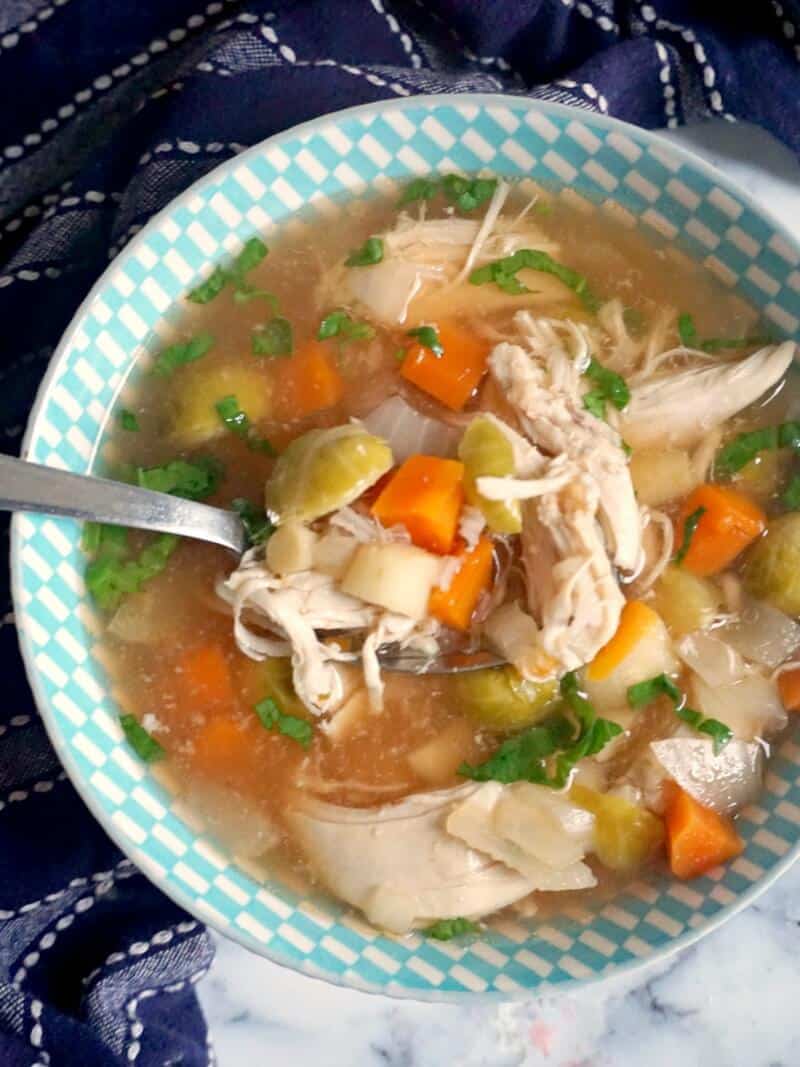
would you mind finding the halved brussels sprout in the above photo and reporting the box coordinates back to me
[454,665,558,731]
[265,424,392,524]
[458,416,522,534]
[743,514,800,615]
[570,784,664,872]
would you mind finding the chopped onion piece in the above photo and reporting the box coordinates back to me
[361,396,461,463]
[691,673,786,740]
[650,738,764,814]
[677,631,746,687]
[717,597,800,670]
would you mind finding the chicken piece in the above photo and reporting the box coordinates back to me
[522,479,626,672]
[285,784,534,933]
[621,341,796,450]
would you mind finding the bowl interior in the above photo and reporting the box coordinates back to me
[13,95,800,999]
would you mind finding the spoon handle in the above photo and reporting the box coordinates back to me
[0,454,246,554]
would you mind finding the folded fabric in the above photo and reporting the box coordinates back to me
[1,1,797,1063]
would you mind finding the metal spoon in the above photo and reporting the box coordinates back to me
[2,455,503,674]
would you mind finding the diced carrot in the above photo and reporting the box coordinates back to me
[175,644,236,710]
[778,666,800,712]
[675,484,766,577]
[664,783,744,879]
[274,340,344,420]
[191,715,251,772]
[429,535,494,631]
[400,321,489,411]
[371,454,464,554]
[586,601,660,681]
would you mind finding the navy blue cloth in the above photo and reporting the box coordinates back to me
[0,2,798,1062]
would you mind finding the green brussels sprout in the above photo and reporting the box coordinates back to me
[454,666,558,731]
[458,416,522,535]
[744,514,800,615]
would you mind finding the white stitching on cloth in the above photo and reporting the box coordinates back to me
[124,967,210,1063]
[554,78,609,113]
[11,865,143,987]
[409,0,526,86]
[771,0,800,61]
[81,920,200,990]
[0,858,135,921]
[28,997,49,1064]
[654,40,679,127]
[0,0,241,167]
[0,771,67,814]
[368,0,424,69]
[638,4,733,120]
[559,0,620,35]
[0,713,31,737]
[0,0,69,57]
[260,17,414,96]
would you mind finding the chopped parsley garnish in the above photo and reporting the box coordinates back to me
[397,177,440,207]
[424,917,479,941]
[627,673,732,753]
[397,174,497,214]
[345,237,384,267]
[152,331,215,377]
[783,474,800,510]
[119,408,140,432]
[678,312,772,353]
[406,325,443,356]
[136,456,223,500]
[85,532,179,611]
[232,498,275,547]
[187,237,269,304]
[215,395,276,455]
[317,310,376,342]
[469,249,600,311]
[252,317,293,357]
[582,358,629,421]
[120,714,165,763]
[233,284,279,309]
[459,672,622,788]
[254,696,313,749]
[441,174,497,213]
[715,422,800,476]
[674,505,706,565]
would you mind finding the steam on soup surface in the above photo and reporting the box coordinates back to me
[90,175,800,936]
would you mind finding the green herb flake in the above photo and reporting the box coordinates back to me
[714,421,800,477]
[406,324,444,356]
[136,457,223,501]
[215,396,276,456]
[317,309,376,342]
[119,408,140,432]
[459,672,622,789]
[232,498,275,547]
[627,673,732,753]
[86,533,179,611]
[397,177,440,207]
[187,237,269,304]
[581,358,629,421]
[674,505,707,565]
[394,347,406,362]
[152,331,215,377]
[469,248,600,312]
[627,673,682,709]
[678,311,773,353]
[252,317,293,357]
[441,174,497,213]
[678,312,699,348]
[424,917,479,941]
[120,714,165,762]
[345,236,384,267]
[783,473,800,510]
[187,266,228,305]
[233,285,279,309]
[254,696,313,749]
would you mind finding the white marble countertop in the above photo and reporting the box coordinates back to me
[197,120,800,1067]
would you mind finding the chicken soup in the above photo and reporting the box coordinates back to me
[87,174,799,937]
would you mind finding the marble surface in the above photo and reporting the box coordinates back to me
[197,120,800,1067]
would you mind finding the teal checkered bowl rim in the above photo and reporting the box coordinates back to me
[11,94,800,1001]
